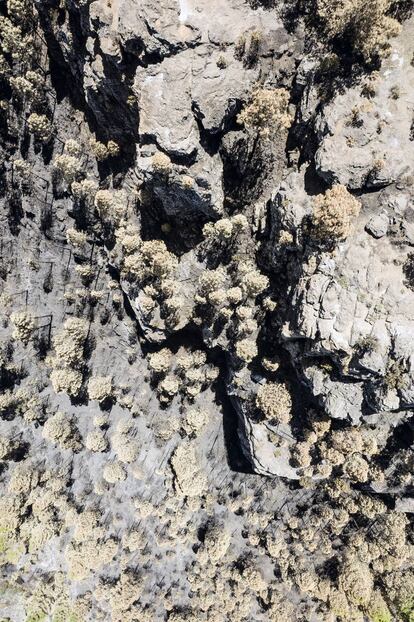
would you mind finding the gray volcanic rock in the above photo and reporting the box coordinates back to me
[314,20,414,189]
[365,211,389,238]
[284,219,414,418]
[135,51,200,159]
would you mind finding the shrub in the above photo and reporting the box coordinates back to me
[232,214,250,232]
[245,30,262,66]
[13,158,31,181]
[0,16,32,61]
[184,408,209,436]
[65,537,118,581]
[66,227,87,249]
[236,318,258,337]
[203,218,233,240]
[8,462,39,494]
[10,76,35,99]
[117,224,141,255]
[50,368,83,397]
[312,184,361,243]
[75,264,94,285]
[27,113,52,143]
[103,461,127,484]
[343,453,369,482]
[94,189,114,219]
[0,386,40,422]
[207,288,227,307]
[203,214,249,244]
[240,268,269,297]
[90,138,120,160]
[107,140,119,157]
[53,318,89,368]
[94,570,143,618]
[315,0,401,61]
[10,310,36,344]
[256,382,292,424]
[338,557,373,606]
[367,591,392,622]
[71,178,98,201]
[400,600,414,622]
[227,287,243,305]
[198,267,227,296]
[122,529,145,552]
[235,338,258,363]
[292,441,312,468]
[7,0,31,22]
[42,411,81,450]
[204,523,231,562]
[148,349,172,374]
[64,139,81,157]
[54,154,80,183]
[152,152,172,174]
[25,70,44,89]
[111,433,139,463]
[87,376,113,403]
[237,87,292,139]
[236,305,253,321]
[158,375,179,403]
[90,138,109,161]
[0,435,18,460]
[331,428,363,454]
[123,240,177,283]
[85,429,108,452]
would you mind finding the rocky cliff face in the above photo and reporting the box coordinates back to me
[0,1,413,621]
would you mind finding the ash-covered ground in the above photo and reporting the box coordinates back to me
[0,1,413,621]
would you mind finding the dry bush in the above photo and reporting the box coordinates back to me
[203,214,249,243]
[148,348,172,374]
[13,158,31,181]
[64,139,81,156]
[342,452,369,482]
[123,240,177,283]
[315,0,401,61]
[71,178,98,202]
[235,338,258,363]
[66,228,87,249]
[50,368,83,397]
[54,154,80,183]
[111,431,139,464]
[237,87,292,139]
[158,375,179,404]
[256,381,292,424]
[65,537,118,581]
[87,376,113,403]
[85,429,108,452]
[184,408,209,436]
[203,523,231,562]
[53,318,88,369]
[102,461,127,484]
[7,0,30,22]
[312,184,361,243]
[28,113,52,143]
[152,151,172,174]
[42,411,81,450]
[338,556,373,606]
[90,138,120,161]
[10,310,36,344]
[49,318,89,397]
